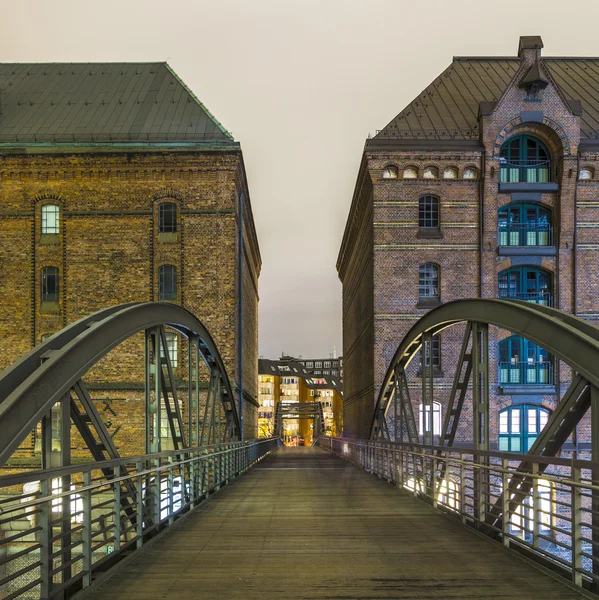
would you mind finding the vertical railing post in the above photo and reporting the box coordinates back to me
[502,458,510,547]
[572,465,582,587]
[40,477,51,599]
[167,455,174,525]
[153,458,161,526]
[82,470,92,589]
[113,465,121,552]
[460,461,466,524]
[532,462,540,550]
[136,460,144,549]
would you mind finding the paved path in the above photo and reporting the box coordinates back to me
[85,446,584,599]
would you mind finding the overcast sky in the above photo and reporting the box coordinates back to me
[3,0,599,358]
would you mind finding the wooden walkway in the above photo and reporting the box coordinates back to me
[84,446,584,599]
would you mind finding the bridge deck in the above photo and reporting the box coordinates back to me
[85,447,584,599]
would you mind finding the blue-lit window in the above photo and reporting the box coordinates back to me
[498,404,550,452]
[500,135,551,183]
[499,336,552,386]
[498,203,552,246]
[498,266,552,306]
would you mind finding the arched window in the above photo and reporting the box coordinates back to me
[418,195,439,229]
[500,135,551,183]
[579,167,594,180]
[463,166,477,179]
[382,165,398,179]
[158,202,177,233]
[158,265,177,301]
[443,167,458,179]
[418,263,439,300]
[41,204,60,235]
[423,166,438,179]
[41,267,59,302]
[498,266,552,305]
[498,336,552,386]
[418,401,441,438]
[403,166,418,179]
[498,404,550,452]
[498,203,552,247]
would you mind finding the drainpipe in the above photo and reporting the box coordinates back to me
[574,153,580,317]
[237,192,244,440]
[479,149,486,298]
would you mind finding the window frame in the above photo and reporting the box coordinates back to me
[499,135,551,183]
[41,204,60,235]
[41,266,60,303]
[498,404,551,453]
[498,203,552,247]
[418,263,440,306]
[158,202,177,234]
[158,264,178,301]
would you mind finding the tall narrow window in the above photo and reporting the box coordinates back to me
[419,195,440,229]
[418,401,441,437]
[421,334,441,370]
[158,265,177,301]
[418,263,439,301]
[41,205,60,235]
[158,203,177,233]
[41,267,59,302]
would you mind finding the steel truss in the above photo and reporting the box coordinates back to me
[274,401,325,445]
[370,299,599,563]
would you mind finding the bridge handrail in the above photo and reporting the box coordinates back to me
[0,437,280,599]
[320,436,599,594]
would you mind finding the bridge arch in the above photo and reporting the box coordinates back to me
[0,302,239,466]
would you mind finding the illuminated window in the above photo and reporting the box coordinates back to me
[437,478,459,510]
[423,166,438,179]
[403,166,418,179]
[161,332,178,368]
[418,401,441,437]
[580,168,594,180]
[498,404,550,452]
[383,165,398,179]
[463,166,477,179]
[41,204,60,234]
[443,167,458,179]
[507,478,552,538]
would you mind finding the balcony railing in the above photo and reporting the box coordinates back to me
[498,224,553,247]
[499,361,553,385]
[499,159,551,183]
[497,291,553,306]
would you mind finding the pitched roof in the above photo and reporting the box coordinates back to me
[258,358,341,392]
[0,62,236,145]
[374,57,599,141]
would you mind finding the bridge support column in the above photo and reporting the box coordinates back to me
[592,385,599,592]
[472,322,489,528]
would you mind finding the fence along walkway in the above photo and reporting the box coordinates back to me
[82,447,584,599]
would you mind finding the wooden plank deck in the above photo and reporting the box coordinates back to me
[83,446,585,599]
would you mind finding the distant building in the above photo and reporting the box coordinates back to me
[258,358,343,443]
[296,354,344,384]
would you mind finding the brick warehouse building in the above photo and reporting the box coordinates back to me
[0,63,261,462]
[338,36,599,448]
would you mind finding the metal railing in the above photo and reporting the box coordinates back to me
[500,160,551,183]
[498,224,553,247]
[0,438,279,599]
[319,437,599,595]
[497,291,553,306]
[499,361,554,386]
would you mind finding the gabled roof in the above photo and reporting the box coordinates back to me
[374,57,599,141]
[0,62,236,145]
[258,358,341,392]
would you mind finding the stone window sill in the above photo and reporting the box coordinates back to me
[498,385,556,395]
[417,228,443,239]
[499,182,558,193]
[40,234,60,245]
[158,232,178,244]
[416,369,445,379]
[40,301,60,314]
[417,298,442,309]
[497,246,557,257]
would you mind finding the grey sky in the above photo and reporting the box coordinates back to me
[3,0,599,358]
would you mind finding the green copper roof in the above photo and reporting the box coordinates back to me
[0,62,236,145]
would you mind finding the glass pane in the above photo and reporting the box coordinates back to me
[511,409,521,433]
[539,410,549,430]
[499,411,509,434]
[528,409,537,433]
